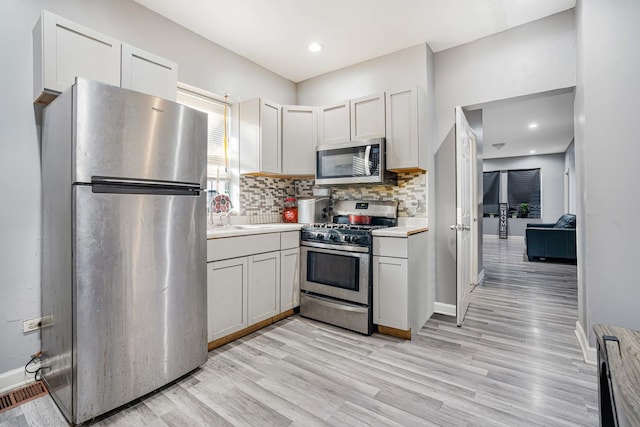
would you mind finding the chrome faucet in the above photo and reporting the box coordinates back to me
[223,210,237,226]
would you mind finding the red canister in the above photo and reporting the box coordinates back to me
[282,197,298,223]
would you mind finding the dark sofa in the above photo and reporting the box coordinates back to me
[525,214,576,262]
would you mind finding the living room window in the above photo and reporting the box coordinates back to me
[507,169,541,218]
[483,171,500,217]
[176,85,233,213]
[483,168,541,218]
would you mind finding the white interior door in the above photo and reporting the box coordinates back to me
[455,107,476,326]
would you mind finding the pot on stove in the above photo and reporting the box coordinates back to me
[348,214,372,225]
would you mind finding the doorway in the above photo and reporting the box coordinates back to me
[436,87,576,326]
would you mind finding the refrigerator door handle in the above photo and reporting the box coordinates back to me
[90,177,201,196]
[91,177,200,188]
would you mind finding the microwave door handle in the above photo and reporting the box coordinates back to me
[364,145,372,176]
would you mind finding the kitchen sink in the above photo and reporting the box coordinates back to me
[226,224,275,229]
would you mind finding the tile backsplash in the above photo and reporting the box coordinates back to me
[331,171,426,217]
[239,171,426,222]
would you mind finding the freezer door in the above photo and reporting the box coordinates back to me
[73,78,207,187]
[73,185,206,423]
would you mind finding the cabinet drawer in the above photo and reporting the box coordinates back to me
[280,231,300,250]
[207,233,280,262]
[373,237,408,258]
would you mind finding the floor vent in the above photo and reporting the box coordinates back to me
[0,381,47,413]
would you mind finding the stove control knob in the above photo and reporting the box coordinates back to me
[329,234,337,241]
[344,235,353,243]
[316,233,324,240]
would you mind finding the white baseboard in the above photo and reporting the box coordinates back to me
[0,364,39,395]
[434,302,456,317]
[575,320,597,365]
[476,269,486,286]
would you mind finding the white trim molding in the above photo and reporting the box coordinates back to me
[575,320,597,365]
[434,302,456,317]
[0,365,38,395]
[476,269,486,286]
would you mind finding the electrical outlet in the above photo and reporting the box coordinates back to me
[23,317,43,333]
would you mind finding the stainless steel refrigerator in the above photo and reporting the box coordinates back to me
[40,78,208,425]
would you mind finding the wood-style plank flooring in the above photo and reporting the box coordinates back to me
[1,236,597,426]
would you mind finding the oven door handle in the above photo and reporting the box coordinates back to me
[301,241,370,254]
[303,293,369,313]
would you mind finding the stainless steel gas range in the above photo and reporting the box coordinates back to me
[300,200,398,335]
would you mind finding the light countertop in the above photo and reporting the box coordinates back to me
[207,223,303,239]
[372,217,429,237]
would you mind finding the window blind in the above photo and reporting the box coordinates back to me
[483,171,500,216]
[176,87,229,179]
[507,168,541,218]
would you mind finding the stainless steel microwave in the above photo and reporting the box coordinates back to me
[315,138,397,186]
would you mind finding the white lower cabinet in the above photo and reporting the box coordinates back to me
[248,251,281,325]
[207,257,248,341]
[280,248,300,311]
[373,256,409,330]
[207,230,301,344]
[373,232,429,336]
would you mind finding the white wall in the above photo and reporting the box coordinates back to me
[484,154,566,223]
[297,44,429,105]
[575,0,640,346]
[0,0,295,376]
[434,10,576,150]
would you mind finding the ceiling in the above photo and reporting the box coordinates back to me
[479,90,575,159]
[132,0,575,82]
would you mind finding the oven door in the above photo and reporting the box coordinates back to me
[300,242,370,305]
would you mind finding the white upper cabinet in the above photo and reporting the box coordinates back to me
[385,87,426,171]
[33,10,121,104]
[350,92,386,141]
[121,43,178,101]
[239,98,282,175]
[319,94,386,146]
[318,100,350,145]
[282,105,317,175]
[33,10,178,105]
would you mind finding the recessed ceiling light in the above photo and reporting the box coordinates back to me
[307,42,324,53]
[530,150,537,154]
[528,122,539,129]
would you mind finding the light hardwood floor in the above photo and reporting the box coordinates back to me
[1,236,597,426]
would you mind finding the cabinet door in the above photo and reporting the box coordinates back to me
[280,248,300,312]
[260,100,282,174]
[350,93,386,141]
[248,251,281,325]
[385,88,419,170]
[207,257,248,341]
[34,10,121,103]
[373,256,409,330]
[318,101,350,145]
[282,106,317,175]
[121,43,177,101]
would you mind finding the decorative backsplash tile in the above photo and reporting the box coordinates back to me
[330,171,427,217]
[239,171,427,222]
